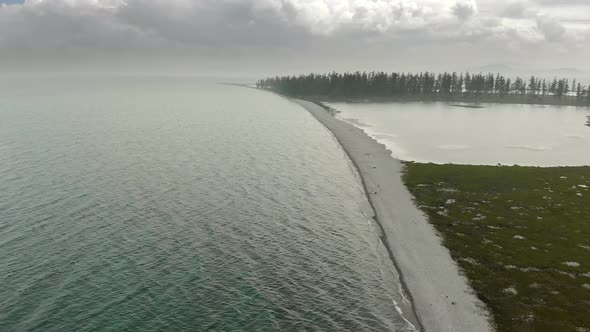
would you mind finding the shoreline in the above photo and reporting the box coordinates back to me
[288,98,493,332]
[276,93,590,108]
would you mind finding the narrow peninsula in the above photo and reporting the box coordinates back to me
[287,98,494,332]
[254,71,590,331]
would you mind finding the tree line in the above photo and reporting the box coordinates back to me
[257,72,590,104]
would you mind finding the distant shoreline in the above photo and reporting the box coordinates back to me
[257,71,590,108]
[275,93,589,108]
[238,83,590,107]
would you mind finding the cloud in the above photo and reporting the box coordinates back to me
[499,1,535,19]
[532,0,590,5]
[452,0,478,20]
[0,0,588,72]
[0,0,141,51]
[536,15,566,42]
[0,0,450,51]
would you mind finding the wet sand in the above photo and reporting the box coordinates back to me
[289,98,493,332]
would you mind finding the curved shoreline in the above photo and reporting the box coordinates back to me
[288,98,493,332]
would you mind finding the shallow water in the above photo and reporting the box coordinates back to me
[0,77,416,331]
[328,102,590,166]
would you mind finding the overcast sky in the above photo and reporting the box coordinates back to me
[0,0,589,77]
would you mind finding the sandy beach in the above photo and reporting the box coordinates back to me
[289,98,493,332]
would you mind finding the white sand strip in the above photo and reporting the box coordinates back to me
[290,98,493,332]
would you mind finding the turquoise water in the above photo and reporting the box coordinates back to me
[0,77,416,331]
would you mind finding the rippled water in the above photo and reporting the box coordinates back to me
[328,102,590,166]
[0,76,416,331]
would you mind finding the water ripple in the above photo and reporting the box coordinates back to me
[0,78,415,331]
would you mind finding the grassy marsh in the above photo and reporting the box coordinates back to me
[403,163,590,332]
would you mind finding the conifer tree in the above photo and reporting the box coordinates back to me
[529,76,536,95]
[257,71,583,105]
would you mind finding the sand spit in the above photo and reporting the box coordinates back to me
[289,98,493,332]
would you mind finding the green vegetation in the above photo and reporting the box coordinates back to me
[258,72,590,106]
[403,163,590,332]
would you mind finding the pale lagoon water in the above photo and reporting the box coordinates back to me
[0,77,417,331]
[327,102,590,166]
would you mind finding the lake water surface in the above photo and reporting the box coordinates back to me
[328,102,590,166]
[0,77,417,331]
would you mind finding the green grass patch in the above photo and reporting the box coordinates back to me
[403,163,590,332]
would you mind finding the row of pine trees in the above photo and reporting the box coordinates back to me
[257,72,590,104]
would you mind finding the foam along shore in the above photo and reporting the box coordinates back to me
[289,98,493,332]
